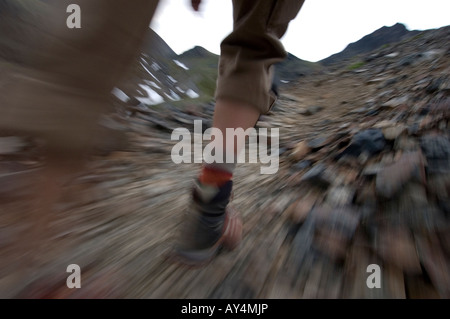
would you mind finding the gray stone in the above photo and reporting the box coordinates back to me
[300,105,324,116]
[376,151,426,198]
[326,185,356,207]
[382,125,407,140]
[338,129,386,158]
[382,95,409,108]
[300,163,332,188]
[420,134,450,173]
[307,136,330,150]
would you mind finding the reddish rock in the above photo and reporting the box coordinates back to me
[291,141,311,161]
[375,226,422,274]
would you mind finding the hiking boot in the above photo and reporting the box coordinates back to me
[172,180,242,266]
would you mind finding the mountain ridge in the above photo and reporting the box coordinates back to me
[115,22,448,107]
[320,23,421,67]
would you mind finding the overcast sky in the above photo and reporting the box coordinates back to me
[151,0,449,62]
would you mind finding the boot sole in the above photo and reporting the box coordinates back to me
[169,206,242,267]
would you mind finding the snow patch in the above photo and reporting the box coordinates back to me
[151,62,161,71]
[140,62,161,83]
[173,60,189,70]
[176,86,185,93]
[167,75,177,83]
[170,90,181,101]
[111,87,129,102]
[145,80,161,90]
[163,90,181,101]
[186,89,199,99]
[136,84,164,105]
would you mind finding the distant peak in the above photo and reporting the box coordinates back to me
[393,22,407,29]
[190,46,210,54]
[180,46,217,58]
[380,23,407,31]
[320,22,416,66]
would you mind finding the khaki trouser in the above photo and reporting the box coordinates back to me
[0,0,304,153]
[217,0,305,113]
[0,0,159,154]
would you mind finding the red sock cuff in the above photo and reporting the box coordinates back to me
[199,166,233,187]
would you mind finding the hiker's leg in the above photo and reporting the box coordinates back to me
[0,0,160,296]
[208,0,305,170]
[0,0,160,146]
[215,0,305,115]
[175,0,305,264]
[200,0,305,183]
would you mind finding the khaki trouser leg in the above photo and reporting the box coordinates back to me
[0,0,160,152]
[215,0,305,114]
[0,0,159,296]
